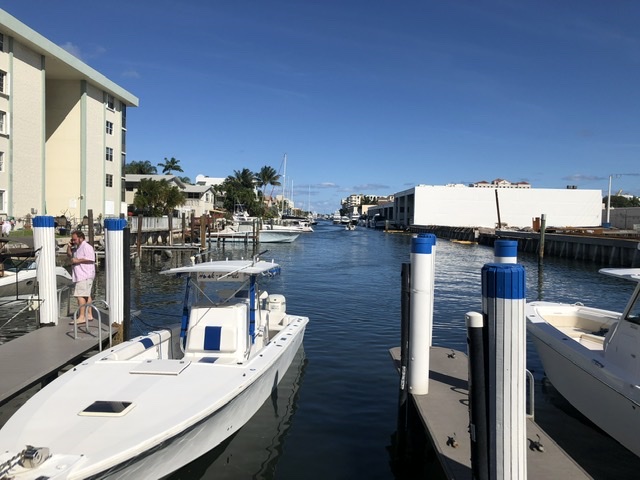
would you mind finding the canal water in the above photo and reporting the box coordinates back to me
[1,221,640,479]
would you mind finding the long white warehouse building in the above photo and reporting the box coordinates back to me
[370,184,602,229]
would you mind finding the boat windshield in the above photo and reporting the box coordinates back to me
[625,286,640,324]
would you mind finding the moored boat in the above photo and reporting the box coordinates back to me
[0,265,72,301]
[0,257,308,479]
[526,267,640,458]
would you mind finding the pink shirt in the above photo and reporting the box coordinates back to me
[72,240,96,282]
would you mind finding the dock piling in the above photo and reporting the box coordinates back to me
[33,215,59,326]
[105,218,127,328]
[408,233,436,395]
[482,263,527,479]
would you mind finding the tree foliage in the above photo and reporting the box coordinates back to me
[158,157,184,174]
[254,166,281,198]
[133,179,186,216]
[221,168,263,216]
[124,160,157,175]
[603,195,640,208]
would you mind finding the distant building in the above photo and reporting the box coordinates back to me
[195,174,225,187]
[0,9,138,222]
[470,178,531,189]
[125,174,220,217]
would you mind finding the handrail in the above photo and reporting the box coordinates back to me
[526,369,535,420]
[72,299,112,350]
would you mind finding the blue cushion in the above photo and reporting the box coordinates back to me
[203,326,222,351]
[199,357,218,363]
[139,337,154,349]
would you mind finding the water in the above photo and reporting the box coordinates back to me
[2,223,639,478]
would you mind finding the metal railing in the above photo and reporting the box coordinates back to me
[72,299,111,350]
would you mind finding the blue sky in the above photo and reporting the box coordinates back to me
[3,0,640,213]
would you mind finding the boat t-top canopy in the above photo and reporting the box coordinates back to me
[161,260,281,282]
[599,268,640,283]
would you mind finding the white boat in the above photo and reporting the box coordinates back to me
[526,267,640,458]
[0,257,308,479]
[210,225,300,243]
[0,264,72,302]
[345,223,356,231]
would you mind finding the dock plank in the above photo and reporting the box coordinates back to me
[0,318,113,406]
[390,346,590,479]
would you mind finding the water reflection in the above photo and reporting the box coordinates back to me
[167,347,308,480]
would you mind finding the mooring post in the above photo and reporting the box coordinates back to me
[105,218,127,340]
[494,239,518,264]
[33,215,59,325]
[123,225,131,341]
[538,213,546,261]
[467,311,488,480]
[136,214,143,260]
[88,209,94,246]
[200,215,206,248]
[469,238,519,479]
[407,233,436,395]
[482,262,527,480]
[396,262,411,458]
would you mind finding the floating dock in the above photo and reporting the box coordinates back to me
[0,317,113,407]
[389,346,590,479]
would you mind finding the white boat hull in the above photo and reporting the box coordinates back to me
[105,327,306,480]
[0,266,72,301]
[0,318,307,479]
[208,230,300,243]
[527,301,640,457]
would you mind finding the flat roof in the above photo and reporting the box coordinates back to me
[0,9,138,107]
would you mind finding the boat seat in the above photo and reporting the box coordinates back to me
[184,303,248,360]
[101,330,172,361]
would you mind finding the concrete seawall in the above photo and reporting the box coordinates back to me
[408,225,640,267]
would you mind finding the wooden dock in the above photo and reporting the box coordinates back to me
[0,317,113,406]
[389,346,590,479]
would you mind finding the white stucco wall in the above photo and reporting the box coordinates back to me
[45,80,82,219]
[408,185,602,228]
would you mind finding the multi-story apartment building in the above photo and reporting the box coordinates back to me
[0,9,138,223]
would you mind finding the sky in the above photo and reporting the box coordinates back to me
[2,0,640,213]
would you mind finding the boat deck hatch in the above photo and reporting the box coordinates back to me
[129,359,191,375]
[79,401,134,417]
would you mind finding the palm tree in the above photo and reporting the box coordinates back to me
[158,157,184,174]
[254,166,281,198]
[124,160,157,175]
[221,168,260,215]
[228,168,256,189]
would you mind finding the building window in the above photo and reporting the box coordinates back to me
[121,130,126,151]
[106,94,114,110]
[106,174,113,188]
[0,71,6,95]
[121,153,126,170]
[0,152,4,172]
[105,147,113,162]
[0,111,7,135]
[106,121,113,135]
[122,104,127,129]
[0,34,4,53]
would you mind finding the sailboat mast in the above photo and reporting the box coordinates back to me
[281,153,287,216]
